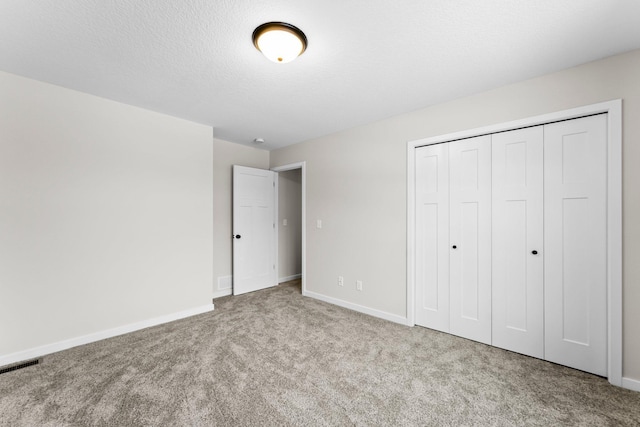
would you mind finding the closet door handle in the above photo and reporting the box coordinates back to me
[531,250,538,255]
[452,245,457,249]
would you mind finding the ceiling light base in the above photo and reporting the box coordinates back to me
[252,22,307,63]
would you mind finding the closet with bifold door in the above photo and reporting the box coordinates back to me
[414,114,608,377]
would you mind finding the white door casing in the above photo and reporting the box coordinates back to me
[543,115,608,376]
[491,126,544,359]
[232,165,277,296]
[414,143,450,332]
[449,135,492,345]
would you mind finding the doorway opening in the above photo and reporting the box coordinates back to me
[272,162,306,295]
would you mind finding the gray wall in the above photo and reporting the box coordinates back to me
[3,48,640,384]
[270,48,640,381]
[0,71,214,358]
[278,169,302,281]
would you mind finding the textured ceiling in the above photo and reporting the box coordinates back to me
[1,0,640,150]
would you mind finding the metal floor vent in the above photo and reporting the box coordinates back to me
[0,358,41,375]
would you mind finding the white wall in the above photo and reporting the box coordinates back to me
[278,169,302,281]
[270,48,640,382]
[212,138,269,297]
[0,71,214,360]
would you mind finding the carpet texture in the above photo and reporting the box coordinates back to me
[1,280,639,426]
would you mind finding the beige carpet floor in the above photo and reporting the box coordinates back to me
[1,280,639,426]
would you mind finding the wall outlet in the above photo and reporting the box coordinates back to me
[356,280,363,291]
[316,219,322,229]
[338,276,344,286]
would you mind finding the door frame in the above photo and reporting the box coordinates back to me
[406,100,622,387]
[271,162,307,295]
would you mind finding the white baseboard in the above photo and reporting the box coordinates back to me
[622,377,640,392]
[212,289,232,299]
[279,274,302,283]
[304,290,407,325]
[0,304,214,368]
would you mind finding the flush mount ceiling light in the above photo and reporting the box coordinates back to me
[252,22,307,63]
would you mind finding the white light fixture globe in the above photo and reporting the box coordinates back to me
[253,22,307,63]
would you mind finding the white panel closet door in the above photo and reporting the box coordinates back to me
[449,135,492,345]
[544,114,607,376]
[415,143,450,332]
[491,127,544,358]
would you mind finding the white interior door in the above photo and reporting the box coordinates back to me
[415,143,450,332]
[233,165,277,296]
[449,135,492,345]
[491,127,544,358]
[544,114,607,376]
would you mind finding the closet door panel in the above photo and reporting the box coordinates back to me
[415,144,450,332]
[544,114,607,376]
[449,135,492,345]
[491,127,544,359]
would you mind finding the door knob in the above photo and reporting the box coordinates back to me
[234,235,241,239]
[452,245,457,249]
[531,250,538,255]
